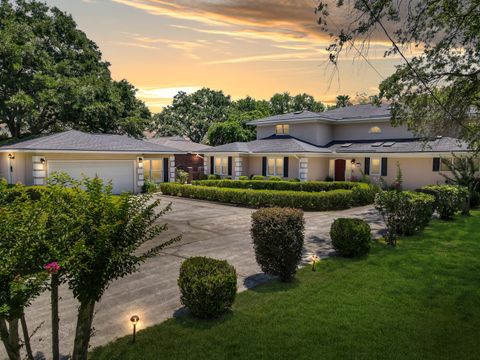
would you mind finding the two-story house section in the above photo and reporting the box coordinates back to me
[203,103,472,189]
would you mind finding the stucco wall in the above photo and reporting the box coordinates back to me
[256,123,332,145]
[332,121,414,141]
[307,158,330,181]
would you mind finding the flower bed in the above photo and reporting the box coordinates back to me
[159,183,379,211]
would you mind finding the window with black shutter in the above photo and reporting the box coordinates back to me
[432,157,440,171]
[210,156,214,175]
[262,157,267,176]
[364,157,370,175]
[163,158,169,182]
[381,158,388,176]
[283,157,289,178]
[228,156,233,176]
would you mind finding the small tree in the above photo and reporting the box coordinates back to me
[440,154,480,215]
[63,177,181,360]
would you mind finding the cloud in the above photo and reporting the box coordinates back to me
[137,86,201,99]
[206,50,329,65]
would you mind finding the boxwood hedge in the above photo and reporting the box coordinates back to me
[160,182,379,211]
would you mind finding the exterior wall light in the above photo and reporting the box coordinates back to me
[130,315,140,343]
[138,157,143,163]
[8,153,15,160]
[40,158,46,164]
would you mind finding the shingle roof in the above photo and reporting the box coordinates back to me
[247,104,391,125]
[205,135,330,154]
[147,136,211,153]
[327,137,470,153]
[0,130,180,153]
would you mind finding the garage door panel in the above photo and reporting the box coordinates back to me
[47,160,134,194]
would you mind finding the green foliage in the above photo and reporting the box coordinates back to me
[208,174,221,180]
[142,180,159,194]
[0,1,150,138]
[207,121,251,146]
[238,176,249,181]
[289,178,301,182]
[251,208,305,282]
[330,218,371,257]
[176,169,189,184]
[178,257,237,319]
[269,92,325,114]
[160,183,377,211]
[268,176,282,181]
[419,185,468,220]
[375,191,435,245]
[335,95,352,108]
[152,88,231,143]
[251,175,265,181]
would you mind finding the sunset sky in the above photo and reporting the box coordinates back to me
[44,0,411,113]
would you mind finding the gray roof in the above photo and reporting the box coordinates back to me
[147,136,211,153]
[328,137,470,153]
[248,104,391,125]
[206,136,330,154]
[0,130,181,153]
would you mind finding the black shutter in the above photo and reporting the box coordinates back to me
[381,158,388,176]
[262,157,267,176]
[432,157,440,172]
[228,156,233,176]
[364,157,370,175]
[163,158,169,182]
[210,156,214,175]
[283,157,289,178]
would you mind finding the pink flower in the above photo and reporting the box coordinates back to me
[44,262,61,274]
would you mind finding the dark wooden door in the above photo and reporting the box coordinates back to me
[334,159,346,181]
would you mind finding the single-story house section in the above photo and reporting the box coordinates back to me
[203,104,475,189]
[147,136,211,181]
[0,130,184,194]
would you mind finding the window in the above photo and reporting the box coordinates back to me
[267,157,284,176]
[369,126,382,134]
[371,158,381,175]
[275,124,289,135]
[214,156,228,175]
[440,158,452,171]
[144,159,163,183]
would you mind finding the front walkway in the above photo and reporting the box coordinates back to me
[4,197,384,360]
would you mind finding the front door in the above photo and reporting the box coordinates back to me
[334,159,346,181]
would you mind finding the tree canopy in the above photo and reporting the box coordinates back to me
[0,0,151,138]
[317,0,480,151]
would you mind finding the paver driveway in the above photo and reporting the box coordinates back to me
[3,196,384,360]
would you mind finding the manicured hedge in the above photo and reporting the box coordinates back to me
[160,183,379,211]
[330,218,371,257]
[418,185,468,220]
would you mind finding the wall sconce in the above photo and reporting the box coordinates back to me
[138,157,143,163]
[130,315,139,343]
[40,158,46,165]
[350,158,356,164]
[8,153,15,160]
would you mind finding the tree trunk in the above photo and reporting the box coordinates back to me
[0,317,21,360]
[72,300,96,360]
[20,314,34,360]
[462,192,471,216]
[51,274,60,360]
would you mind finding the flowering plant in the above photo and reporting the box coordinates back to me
[309,255,320,271]
[44,262,61,274]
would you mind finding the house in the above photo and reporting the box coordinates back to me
[203,104,472,189]
[0,130,183,194]
[147,136,211,181]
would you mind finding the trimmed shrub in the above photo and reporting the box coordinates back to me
[176,169,189,184]
[268,176,282,181]
[375,190,435,245]
[142,179,159,193]
[251,208,305,281]
[208,174,221,180]
[289,178,301,182]
[238,176,249,181]
[418,185,469,220]
[251,175,265,181]
[178,257,237,319]
[330,218,371,257]
[160,183,361,211]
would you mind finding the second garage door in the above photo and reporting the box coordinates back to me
[47,160,135,194]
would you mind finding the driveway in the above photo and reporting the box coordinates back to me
[3,196,384,360]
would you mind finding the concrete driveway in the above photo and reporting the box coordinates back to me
[3,196,384,360]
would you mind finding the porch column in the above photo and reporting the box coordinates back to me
[234,157,243,179]
[136,157,144,189]
[32,156,46,185]
[169,156,176,182]
[298,158,308,182]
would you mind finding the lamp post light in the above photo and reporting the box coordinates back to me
[130,315,140,343]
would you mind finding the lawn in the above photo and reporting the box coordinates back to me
[91,212,480,360]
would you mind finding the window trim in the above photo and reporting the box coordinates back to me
[214,156,229,176]
[144,158,164,183]
[275,124,290,135]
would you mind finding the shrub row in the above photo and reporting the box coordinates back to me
[418,185,468,219]
[192,179,362,192]
[160,183,378,211]
[330,218,371,257]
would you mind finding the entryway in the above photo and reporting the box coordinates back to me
[334,159,346,181]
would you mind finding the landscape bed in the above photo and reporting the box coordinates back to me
[91,212,480,360]
[160,181,379,211]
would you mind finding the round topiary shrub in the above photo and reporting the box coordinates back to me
[178,257,237,319]
[238,176,249,181]
[251,207,305,281]
[330,218,371,257]
[268,176,282,181]
[251,175,265,181]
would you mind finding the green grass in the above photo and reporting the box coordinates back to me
[91,212,480,360]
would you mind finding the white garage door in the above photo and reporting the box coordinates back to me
[47,160,135,194]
